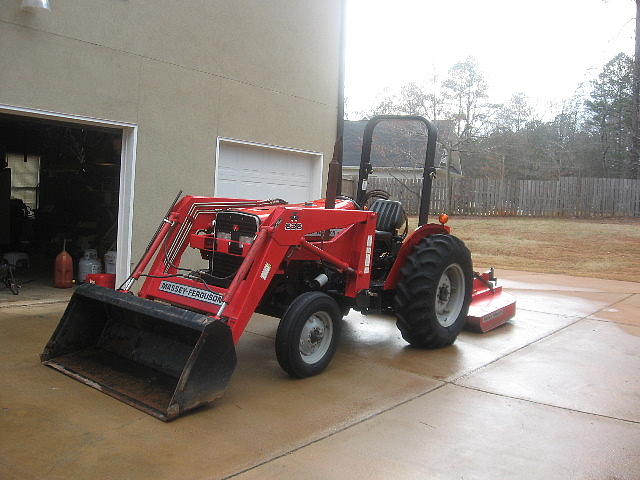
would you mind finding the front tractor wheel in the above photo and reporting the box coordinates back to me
[276,292,342,378]
[394,234,473,348]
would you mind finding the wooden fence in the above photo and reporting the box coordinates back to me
[342,176,640,217]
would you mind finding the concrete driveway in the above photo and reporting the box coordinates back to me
[1,270,639,479]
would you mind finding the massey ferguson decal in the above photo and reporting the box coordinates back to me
[159,281,223,305]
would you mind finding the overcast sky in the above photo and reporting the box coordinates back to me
[345,0,636,118]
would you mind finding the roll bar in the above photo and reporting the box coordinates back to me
[356,115,437,226]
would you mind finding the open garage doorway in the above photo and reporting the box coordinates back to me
[0,105,136,301]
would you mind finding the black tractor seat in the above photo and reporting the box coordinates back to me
[369,199,405,233]
[369,199,405,254]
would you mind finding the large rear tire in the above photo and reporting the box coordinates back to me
[394,234,473,348]
[276,292,342,378]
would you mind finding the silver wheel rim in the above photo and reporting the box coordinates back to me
[435,264,465,327]
[299,311,333,364]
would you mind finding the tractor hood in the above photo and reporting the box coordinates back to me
[236,197,357,221]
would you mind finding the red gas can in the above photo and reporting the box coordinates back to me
[54,240,73,288]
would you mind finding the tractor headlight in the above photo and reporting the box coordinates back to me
[239,235,255,245]
[214,211,260,255]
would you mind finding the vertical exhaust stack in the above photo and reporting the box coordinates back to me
[327,0,346,209]
[325,135,343,209]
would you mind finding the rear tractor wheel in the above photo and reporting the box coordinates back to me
[394,234,473,348]
[276,292,342,378]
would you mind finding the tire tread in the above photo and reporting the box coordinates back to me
[275,291,342,378]
[393,234,473,348]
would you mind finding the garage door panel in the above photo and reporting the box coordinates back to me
[217,167,311,186]
[216,140,320,203]
[216,178,312,202]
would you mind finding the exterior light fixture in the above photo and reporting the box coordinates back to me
[21,0,51,11]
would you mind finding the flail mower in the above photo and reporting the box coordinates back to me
[41,115,516,421]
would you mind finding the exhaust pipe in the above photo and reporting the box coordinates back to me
[325,135,343,209]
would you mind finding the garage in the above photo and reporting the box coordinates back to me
[0,109,135,298]
[215,138,323,203]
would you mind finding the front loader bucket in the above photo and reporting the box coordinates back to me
[41,284,237,421]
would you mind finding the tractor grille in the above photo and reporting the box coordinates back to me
[211,253,244,279]
[215,211,260,239]
[210,211,259,286]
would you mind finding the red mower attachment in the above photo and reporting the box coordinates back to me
[466,269,516,333]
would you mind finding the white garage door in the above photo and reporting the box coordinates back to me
[215,139,322,204]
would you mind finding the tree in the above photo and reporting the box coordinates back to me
[424,71,446,121]
[585,53,634,177]
[395,74,447,121]
[442,57,490,139]
[368,94,398,116]
[356,53,639,182]
[633,0,640,178]
[496,93,532,133]
[397,82,428,116]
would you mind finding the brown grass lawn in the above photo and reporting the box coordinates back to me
[409,216,640,283]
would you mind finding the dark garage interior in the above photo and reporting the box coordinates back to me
[0,113,122,295]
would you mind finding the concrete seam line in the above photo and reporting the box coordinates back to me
[0,299,70,309]
[0,19,332,108]
[220,382,449,480]
[514,293,637,319]
[514,307,583,318]
[451,292,637,384]
[590,292,636,310]
[454,383,640,426]
[242,331,275,340]
[452,316,585,383]
[588,317,640,328]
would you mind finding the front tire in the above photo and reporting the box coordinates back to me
[394,234,473,348]
[276,292,342,378]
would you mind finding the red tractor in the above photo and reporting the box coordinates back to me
[41,115,515,421]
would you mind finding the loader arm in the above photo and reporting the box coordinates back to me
[139,204,377,343]
[221,206,377,341]
[137,196,265,288]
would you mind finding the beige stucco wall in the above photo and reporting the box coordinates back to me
[0,0,342,267]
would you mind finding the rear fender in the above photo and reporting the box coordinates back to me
[383,223,450,290]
